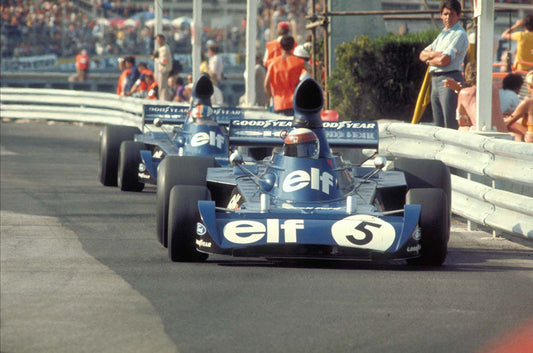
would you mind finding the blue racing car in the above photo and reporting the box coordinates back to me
[97,74,243,192]
[166,78,452,266]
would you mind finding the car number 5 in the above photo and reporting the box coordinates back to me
[347,221,381,245]
[331,215,396,250]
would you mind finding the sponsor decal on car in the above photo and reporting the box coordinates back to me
[406,245,421,253]
[322,121,377,130]
[223,219,304,244]
[282,168,334,194]
[190,131,225,148]
[196,239,212,248]
[331,215,395,250]
[196,222,207,236]
[231,120,292,128]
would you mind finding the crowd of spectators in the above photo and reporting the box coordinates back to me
[1,0,317,60]
[2,0,88,57]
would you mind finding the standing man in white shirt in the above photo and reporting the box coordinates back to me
[419,0,468,129]
[152,34,173,101]
[207,40,224,86]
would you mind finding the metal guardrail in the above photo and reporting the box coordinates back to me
[379,121,533,239]
[1,88,532,239]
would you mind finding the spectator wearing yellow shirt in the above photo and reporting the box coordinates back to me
[501,14,533,72]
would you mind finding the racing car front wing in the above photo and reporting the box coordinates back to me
[196,201,422,260]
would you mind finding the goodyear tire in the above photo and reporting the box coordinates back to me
[168,185,210,262]
[156,156,217,247]
[406,188,449,266]
[118,141,145,192]
[98,125,141,186]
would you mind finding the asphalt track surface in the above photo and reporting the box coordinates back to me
[1,121,533,353]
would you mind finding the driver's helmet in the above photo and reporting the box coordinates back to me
[187,104,215,124]
[283,128,319,159]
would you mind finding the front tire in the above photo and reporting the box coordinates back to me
[118,141,145,192]
[406,188,449,266]
[168,185,210,262]
[156,156,217,247]
[392,158,451,211]
[98,125,141,186]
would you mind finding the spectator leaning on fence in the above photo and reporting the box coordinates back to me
[144,74,159,100]
[123,55,140,96]
[116,57,128,96]
[419,0,468,129]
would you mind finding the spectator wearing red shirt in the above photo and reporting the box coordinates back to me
[263,21,297,69]
[69,49,89,82]
[264,35,307,116]
[145,74,159,100]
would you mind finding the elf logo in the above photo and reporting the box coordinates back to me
[223,219,304,244]
[190,131,225,149]
[282,168,334,194]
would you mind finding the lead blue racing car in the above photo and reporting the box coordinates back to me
[166,78,451,266]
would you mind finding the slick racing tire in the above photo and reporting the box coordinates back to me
[118,141,145,192]
[98,125,141,186]
[391,158,451,212]
[156,156,217,247]
[168,185,210,262]
[406,188,449,266]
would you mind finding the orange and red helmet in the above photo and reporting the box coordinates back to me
[283,128,319,159]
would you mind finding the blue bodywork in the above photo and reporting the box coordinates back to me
[136,104,235,184]
[192,79,423,261]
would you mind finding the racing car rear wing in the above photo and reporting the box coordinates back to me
[142,104,245,127]
[229,119,379,149]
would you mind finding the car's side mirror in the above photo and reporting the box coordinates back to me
[374,156,387,170]
[229,150,244,166]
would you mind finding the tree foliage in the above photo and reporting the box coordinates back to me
[328,30,439,121]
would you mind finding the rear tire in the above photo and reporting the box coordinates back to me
[168,185,210,262]
[406,188,449,266]
[118,141,145,192]
[156,156,217,247]
[98,125,141,186]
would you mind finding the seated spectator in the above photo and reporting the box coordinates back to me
[504,71,533,142]
[499,73,524,115]
[452,62,508,132]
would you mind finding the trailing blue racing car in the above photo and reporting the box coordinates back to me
[166,78,451,266]
[97,74,240,192]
